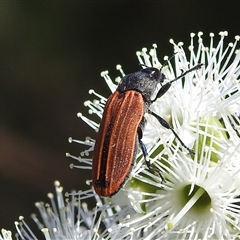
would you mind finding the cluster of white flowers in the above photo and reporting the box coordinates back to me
[1,31,240,240]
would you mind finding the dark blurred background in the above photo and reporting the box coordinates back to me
[0,1,239,237]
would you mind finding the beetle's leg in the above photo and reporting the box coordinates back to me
[148,110,195,154]
[152,63,203,103]
[137,127,149,166]
[137,127,165,181]
[151,82,171,103]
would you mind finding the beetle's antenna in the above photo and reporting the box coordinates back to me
[140,52,178,70]
[159,52,178,72]
[170,63,203,84]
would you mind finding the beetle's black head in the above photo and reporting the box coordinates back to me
[117,67,165,102]
[141,67,165,83]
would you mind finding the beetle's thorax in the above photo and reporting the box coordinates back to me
[117,67,163,102]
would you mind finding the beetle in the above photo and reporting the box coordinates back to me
[92,63,203,196]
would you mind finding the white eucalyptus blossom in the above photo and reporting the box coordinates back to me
[13,181,125,240]
[0,229,12,240]
[68,31,240,239]
[1,31,239,240]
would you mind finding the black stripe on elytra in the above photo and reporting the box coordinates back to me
[95,117,114,188]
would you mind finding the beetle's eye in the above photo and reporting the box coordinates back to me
[141,67,160,80]
[159,73,165,82]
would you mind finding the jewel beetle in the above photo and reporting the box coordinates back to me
[92,63,203,196]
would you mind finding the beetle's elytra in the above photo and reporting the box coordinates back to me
[92,63,203,197]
